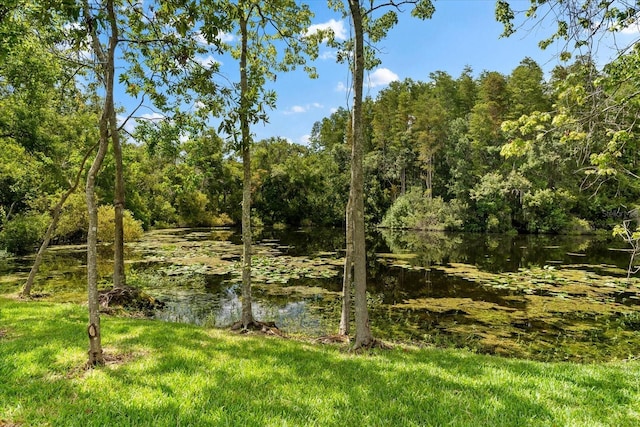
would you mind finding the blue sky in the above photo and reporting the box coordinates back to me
[247,0,560,145]
[120,1,637,146]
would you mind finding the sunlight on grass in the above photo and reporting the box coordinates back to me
[2,297,640,426]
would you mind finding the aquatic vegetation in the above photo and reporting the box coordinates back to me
[381,261,640,361]
[4,227,640,361]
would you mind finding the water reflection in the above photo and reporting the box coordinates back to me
[1,227,639,361]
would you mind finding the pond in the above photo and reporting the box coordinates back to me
[2,227,640,362]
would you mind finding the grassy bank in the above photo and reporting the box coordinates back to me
[1,297,639,426]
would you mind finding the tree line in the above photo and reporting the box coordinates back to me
[2,0,639,362]
[5,56,639,247]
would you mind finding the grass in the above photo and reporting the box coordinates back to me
[1,297,640,426]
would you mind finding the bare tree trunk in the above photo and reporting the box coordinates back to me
[21,143,98,297]
[339,193,353,336]
[6,201,16,221]
[348,0,373,349]
[110,111,125,289]
[239,12,254,328]
[426,154,433,199]
[401,166,406,195]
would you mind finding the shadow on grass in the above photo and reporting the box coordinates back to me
[1,298,639,426]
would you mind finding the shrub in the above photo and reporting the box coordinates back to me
[151,198,178,228]
[54,192,89,241]
[522,189,576,233]
[413,196,464,231]
[0,212,49,255]
[97,205,144,242]
[469,172,529,233]
[211,213,235,227]
[380,188,463,231]
[176,190,212,227]
[55,194,144,242]
[380,188,420,229]
[562,217,592,235]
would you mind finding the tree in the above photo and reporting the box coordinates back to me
[413,88,448,197]
[67,0,227,365]
[506,57,551,119]
[497,1,640,232]
[81,0,121,366]
[0,4,105,297]
[212,0,322,329]
[371,80,423,198]
[333,0,435,349]
[21,144,97,297]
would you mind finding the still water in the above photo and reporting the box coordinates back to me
[2,227,639,361]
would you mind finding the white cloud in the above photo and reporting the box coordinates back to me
[140,112,165,121]
[307,19,347,41]
[117,112,165,135]
[288,105,308,114]
[284,103,323,115]
[218,32,235,43]
[319,50,336,60]
[300,134,311,145]
[195,54,220,68]
[336,81,348,92]
[117,114,136,134]
[621,20,640,35]
[195,31,235,45]
[367,68,399,88]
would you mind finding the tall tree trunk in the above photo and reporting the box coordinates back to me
[348,0,373,349]
[239,12,254,328]
[401,166,406,195]
[21,143,97,297]
[83,0,118,365]
[426,154,433,199]
[110,110,125,289]
[339,193,353,336]
[86,130,108,367]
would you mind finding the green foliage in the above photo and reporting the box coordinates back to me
[613,217,640,277]
[380,190,417,229]
[0,212,49,255]
[522,189,576,234]
[211,213,235,227]
[470,172,526,233]
[1,0,638,239]
[96,205,144,243]
[54,195,144,243]
[253,138,345,226]
[54,192,88,241]
[563,217,592,235]
[176,190,213,227]
[380,188,463,231]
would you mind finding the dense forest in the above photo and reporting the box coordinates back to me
[3,52,639,255]
[2,0,640,360]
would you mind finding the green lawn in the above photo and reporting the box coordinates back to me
[1,297,639,426]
